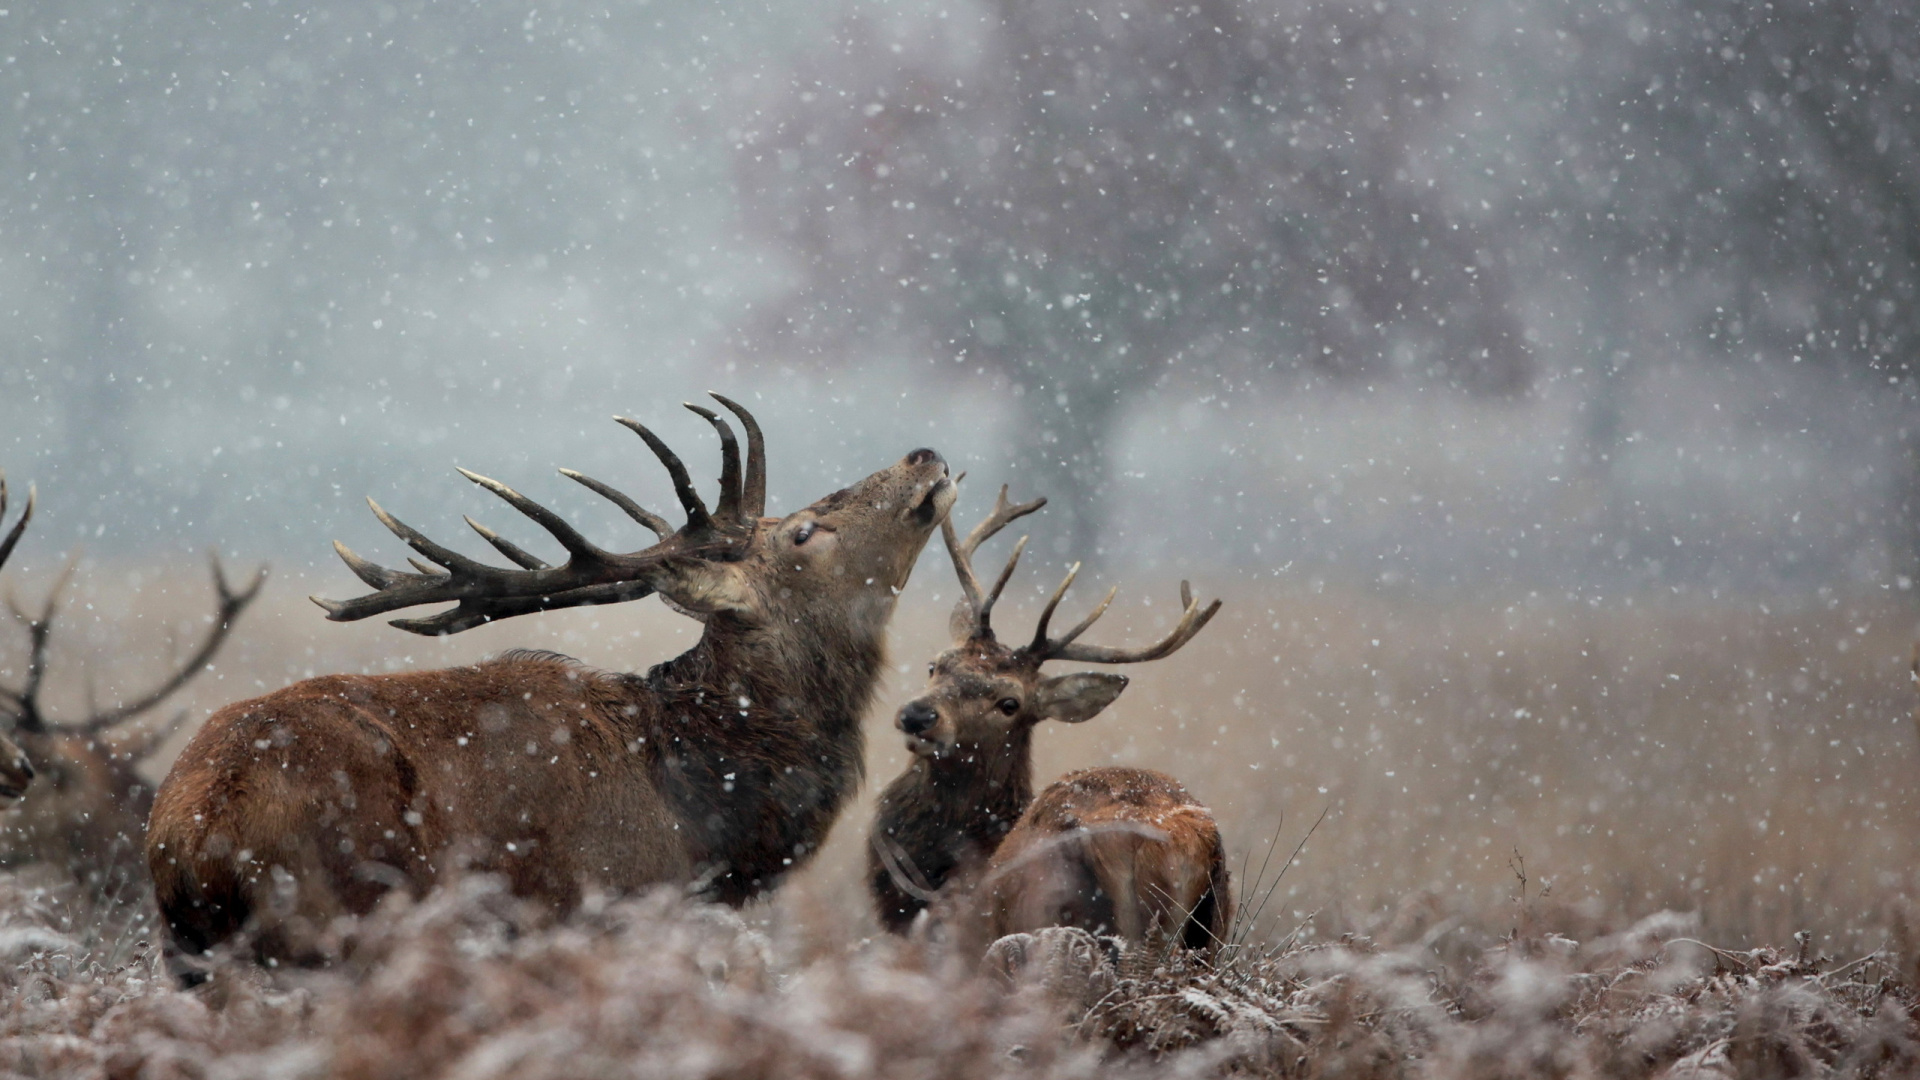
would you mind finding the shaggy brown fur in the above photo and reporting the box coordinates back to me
[982,767,1232,949]
[149,442,954,975]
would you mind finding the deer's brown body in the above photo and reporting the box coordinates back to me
[149,399,953,974]
[982,767,1230,948]
[868,488,1229,951]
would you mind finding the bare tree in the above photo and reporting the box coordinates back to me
[734,0,1532,555]
[1544,1,1920,561]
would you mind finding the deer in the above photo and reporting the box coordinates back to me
[147,395,957,979]
[0,470,267,895]
[867,486,1231,954]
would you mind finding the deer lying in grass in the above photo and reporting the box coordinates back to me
[149,396,955,978]
[0,471,266,893]
[868,487,1230,952]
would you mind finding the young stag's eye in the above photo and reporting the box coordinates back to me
[996,697,1020,716]
[793,521,816,546]
[927,662,936,676]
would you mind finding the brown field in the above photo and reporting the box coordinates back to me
[4,557,1920,1076]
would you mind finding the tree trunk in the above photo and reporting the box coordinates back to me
[1000,378,1122,569]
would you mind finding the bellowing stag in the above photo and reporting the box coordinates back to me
[148,396,955,978]
[0,471,265,893]
[868,487,1230,950]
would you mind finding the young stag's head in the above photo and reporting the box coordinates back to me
[895,487,1222,763]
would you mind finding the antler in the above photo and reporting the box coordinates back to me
[942,483,1046,642]
[1,550,265,738]
[81,554,267,733]
[314,393,767,636]
[1025,576,1222,666]
[0,471,33,573]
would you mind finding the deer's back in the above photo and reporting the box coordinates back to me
[147,654,687,964]
[985,767,1231,947]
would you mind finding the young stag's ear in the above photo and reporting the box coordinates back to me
[652,561,758,621]
[1032,672,1129,725]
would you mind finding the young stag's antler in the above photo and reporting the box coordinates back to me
[939,481,1221,662]
[315,393,767,635]
[942,483,1047,642]
[1025,573,1220,665]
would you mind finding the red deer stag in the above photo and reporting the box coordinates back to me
[0,470,266,893]
[149,396,955,977]
[868,487,1230,951]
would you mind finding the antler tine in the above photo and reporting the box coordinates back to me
[331,541,406,590]
[977,535,1029,625]
[1044,580,1121,645]
[1028,561,1082,649]
[0,476,33,571]
[683,404,743,524]
[6,554,73,734]
[944,485,1046,640]
[939,512,985,613]
[559,470,671,538]
[465,517,552,570]
[457,469,609,563]
[959,485,1046,561]
[1045,581,1224,665]
[614,416,711,529]
[386,578,658,636]
[84,553,269,732]
[366,497,492,575]
[709,394,766,517]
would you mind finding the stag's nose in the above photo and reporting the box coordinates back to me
[905,448,944,468]
[898,700,939,736]
[15,758,31,781]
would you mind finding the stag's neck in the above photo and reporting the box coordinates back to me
[877,726,1037,888]
[644,606,890,730]
[629,603,891,905]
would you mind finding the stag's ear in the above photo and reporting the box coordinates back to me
[1032,672,1129,725]
[652,561,758,621]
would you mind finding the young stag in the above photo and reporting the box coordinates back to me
[149,396,955,975]
[868,487,1230,950]
[0,471,266,892]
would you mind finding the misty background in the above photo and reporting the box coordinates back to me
[1,0,1914,601]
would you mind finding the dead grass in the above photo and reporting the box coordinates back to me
[4,559,1920,1075]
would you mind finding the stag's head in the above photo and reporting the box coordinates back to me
[896,486,1221,759]
[743,446,953,632]
[314,394,954,639]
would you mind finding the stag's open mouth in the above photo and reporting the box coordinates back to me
[0,783,25,801]
[902,732,949,759]
[907,474,954,527]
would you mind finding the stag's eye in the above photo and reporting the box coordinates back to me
[996,697,1020,716]
[927,662,936,676]
[793,521,816,546]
